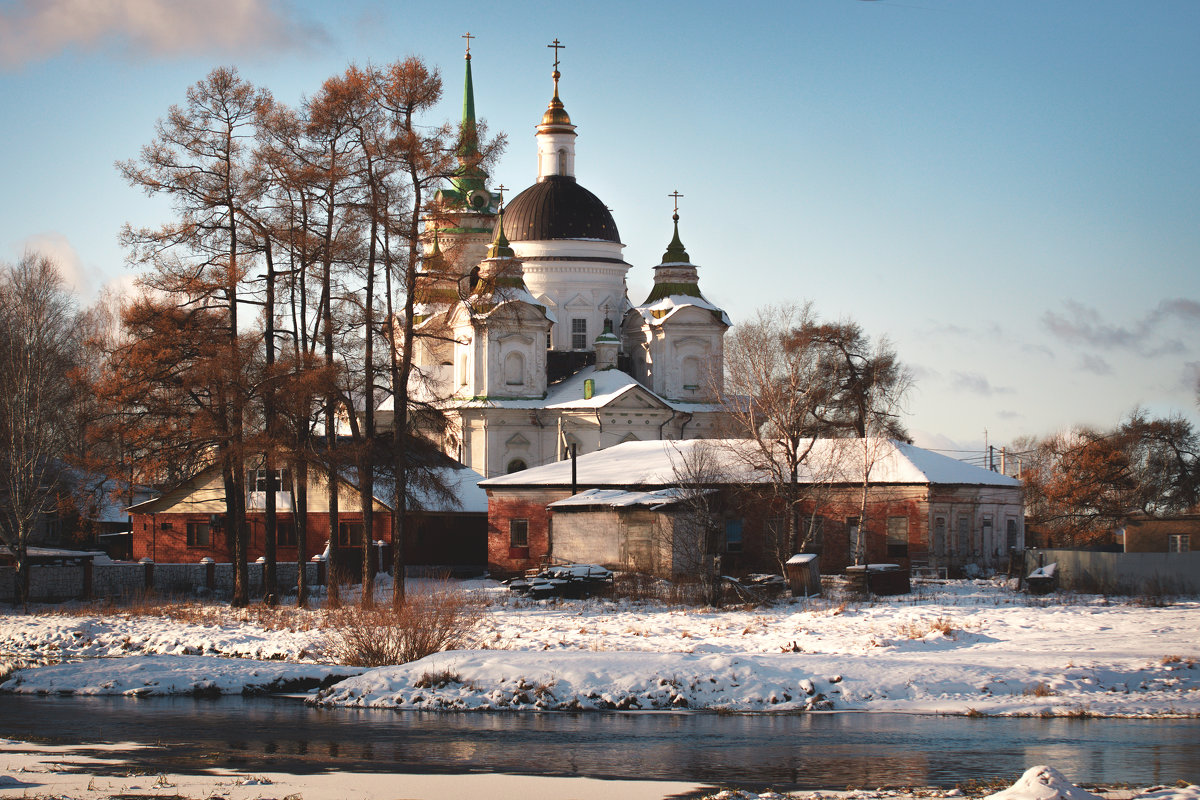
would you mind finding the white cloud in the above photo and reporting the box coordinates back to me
[17,232,89,295]
[0,0,328,69]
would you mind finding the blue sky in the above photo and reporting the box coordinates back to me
[1,0,1197,458]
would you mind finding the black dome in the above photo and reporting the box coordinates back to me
[502,176,620,243]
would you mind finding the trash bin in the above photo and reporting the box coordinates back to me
[785,554,821,597]
[1026,562,1057,595]
[846,563,910,596]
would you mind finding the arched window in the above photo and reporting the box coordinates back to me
[468,265,481,292]
[506,459,527,474]
[504,351,525,386]
[557,147,568,174]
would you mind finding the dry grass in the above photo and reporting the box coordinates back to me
[1161,654,1196,668]
[413,668,461,689]
[34,595,319,632]
[898,616,956,640]
[1023,681,1057,697]
[322,583,484,667]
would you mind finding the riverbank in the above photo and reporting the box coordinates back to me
[1,578,1197,717]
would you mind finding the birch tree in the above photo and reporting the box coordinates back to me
[0,253,81,607]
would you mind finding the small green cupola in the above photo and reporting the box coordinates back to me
[485,209,515,260]
[661,212,690,264]
[643,194,702,304]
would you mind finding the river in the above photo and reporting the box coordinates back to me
[0,695,1196,791]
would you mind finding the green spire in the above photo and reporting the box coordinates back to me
[451,36,487,199]
[461,48,478,157]
[661,213,690,264]
[486,210,514,259]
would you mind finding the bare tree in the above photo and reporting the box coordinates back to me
[0,253,80,607]
[720,303,836,560]
[665,440,727,604]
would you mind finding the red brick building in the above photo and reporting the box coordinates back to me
[480,439,1025,577]
[127,460,489,575]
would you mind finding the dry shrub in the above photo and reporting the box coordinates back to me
[1023,681,1056,697]
[611,572,717,606]
[44,595,317,632]
[413,669,461,689]
[898,616,955,640]
[323,583,483,667]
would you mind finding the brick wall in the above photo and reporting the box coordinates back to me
[486,489,571,576]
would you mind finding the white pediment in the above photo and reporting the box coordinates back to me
[564,293,593,309]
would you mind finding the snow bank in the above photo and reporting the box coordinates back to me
[314,651,836,712]
[0,654,360,696]
[987,766,1104,800]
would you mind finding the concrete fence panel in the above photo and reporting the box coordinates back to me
[1027,549,1200,595]
[1,560,327,605]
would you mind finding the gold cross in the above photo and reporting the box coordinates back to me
[496,184,506,207]
[462,32,474,57]
[669,190,684,214]
[548,39,564,70]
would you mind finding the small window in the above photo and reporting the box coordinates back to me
[982,515,995,556]
[186,522,211,548]
[546,330,552,349]
[933,517,947,557]
[338,521,365,548]
[1168,534,1190,553]
[571,318,588,350]
[887,516,908,558]
[510,519,529,548]
[276,520,297,548]
[1006,518,1019,552]
[846,516,860,560]
[506,459,527,474]
[725,518,744,553]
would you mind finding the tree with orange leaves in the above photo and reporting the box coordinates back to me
[115,66,270,607]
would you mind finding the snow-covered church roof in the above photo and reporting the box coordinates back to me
[453,364,724,414]
[480,438,1022,489]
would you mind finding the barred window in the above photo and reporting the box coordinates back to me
[510,519,529,548]
[571,318,588,350]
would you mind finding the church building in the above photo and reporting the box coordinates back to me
[412,42,732,478]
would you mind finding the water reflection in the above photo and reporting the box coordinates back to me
[0,695,1196,790]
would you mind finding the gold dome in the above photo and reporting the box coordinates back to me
[538,70,573,129]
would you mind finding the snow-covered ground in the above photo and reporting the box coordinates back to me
[1,578,1196,718]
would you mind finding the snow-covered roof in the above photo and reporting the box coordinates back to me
[630,290,732,328]
[449,365,724,414]
[467,286,557,324]
[547,487,708,510]
[481,438,1023,489]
